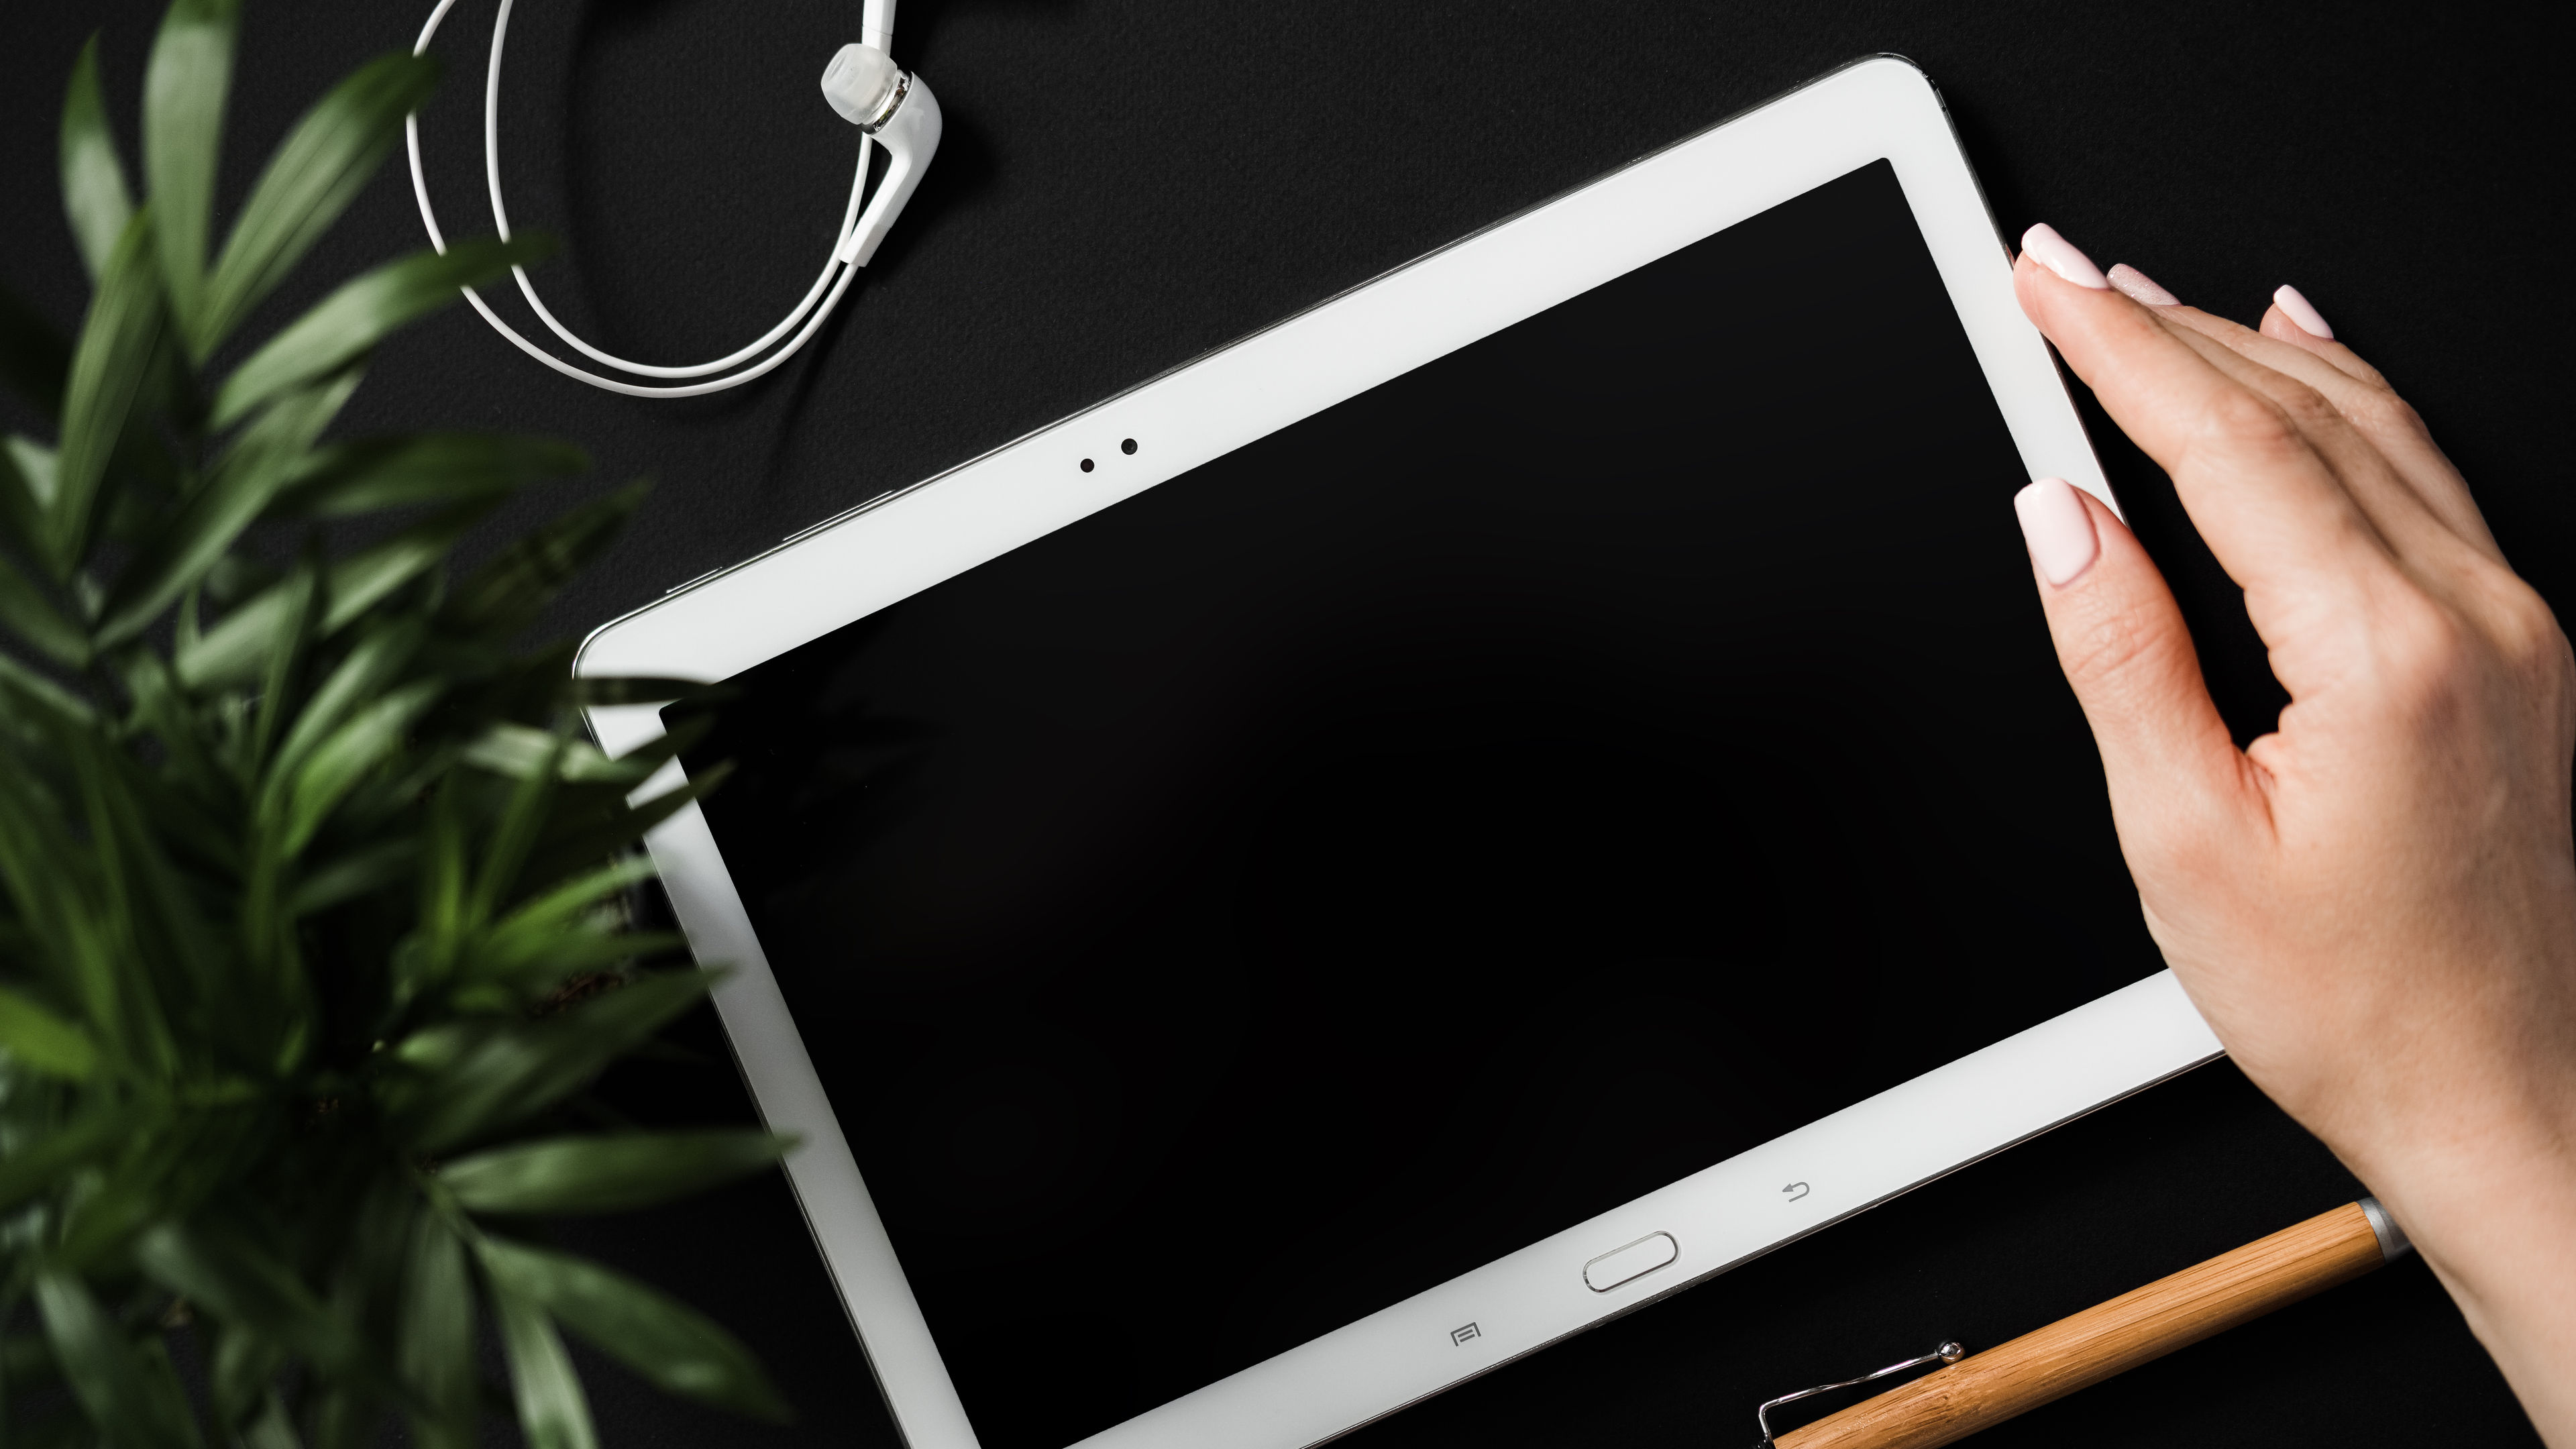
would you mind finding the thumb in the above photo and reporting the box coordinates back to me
[2013,478,2245,828]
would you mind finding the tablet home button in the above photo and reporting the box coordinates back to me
[1582,1232,1679,1292]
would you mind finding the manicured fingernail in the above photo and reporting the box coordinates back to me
[2015,478,2100,586]
[2106,264,2178,306]
[2019,224,2110,289]
[2273,284,2334,339]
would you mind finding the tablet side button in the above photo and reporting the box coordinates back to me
[1581,1232,1679,1292]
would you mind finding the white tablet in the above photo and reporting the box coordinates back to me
[578,56,2222,1449]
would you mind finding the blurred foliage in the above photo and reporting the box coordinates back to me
[0,4,792,1448]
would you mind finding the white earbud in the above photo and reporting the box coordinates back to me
[820,44,943,268]
[402,0,943,398]
[820,43,900,123]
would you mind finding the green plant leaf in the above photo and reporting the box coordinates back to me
[137,1336,217,1449]
[441,1130,792,1216]
[0,28,771,1448]
[572,708,710,780]
[472,854,654,957]
[52,207,167,576]
[89,722,229,998]
[205,551,280,603]
[309,500,485,626]
[0,286,71,418]
[212,235,549,429]
[288,836,418,916]
[0,984,101,1078]
[134,1217,362,1378]
[95,368,362,647]
[60,34,135,285]
[55,1101,264,1270]
[60,731,190,1077]
[0,742,178,1076]
[270,618,426,783]
[209,1322,285,1433]
[200,52,444,354]
[519,761,727,895]
[0,550,89,667]
[463,725,644,785]
[145,0,240,347]
[396,970,716,1154]
[310,1384,381,1449]
[113,649,236,835]
[486,1279,598,1449]
[468,728,569,925]
[0,1334,57,1398]
[274,678,444,857]
[566,676,715,707]
[109,327,195,496]
[244,550,321,784]
[35,1267,205,1449]
[66,900,160,1077]
[273,432,586,519]
[0,651,94,740]
[396,782,472,1005]
[445,480,647,637]
[458,857,663,1002]
[80,782,234,1067]
[474,1237,788,1422]
[399,1212,478,1449]
[244,1392,305,1449]
[450,932,683,1012]
[0,1103,152,1213]
[332,1179,423,1354]
[2,435,62,557]
[177,498,500,690]
[5,435,58,506]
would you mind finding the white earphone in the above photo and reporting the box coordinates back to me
[404,0,942,398]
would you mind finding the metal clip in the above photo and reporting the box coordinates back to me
[1752,1340,1965,1447]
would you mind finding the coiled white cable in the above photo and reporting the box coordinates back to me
[405,0,890,397]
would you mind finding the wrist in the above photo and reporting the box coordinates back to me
[2351,1102,2576,1444]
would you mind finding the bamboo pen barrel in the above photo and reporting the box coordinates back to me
[1776,1202,2392,1449]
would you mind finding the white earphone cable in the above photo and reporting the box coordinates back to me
[406,0,884,396]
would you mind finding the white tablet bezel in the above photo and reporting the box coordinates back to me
[578,56,2222,1449]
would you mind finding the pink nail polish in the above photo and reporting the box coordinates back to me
[2019,224,2110,290]
[2273,284,2334,339]
[2107,264,2178,307]
[2015,478,2100,586]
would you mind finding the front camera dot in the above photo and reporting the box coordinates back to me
[1079,458,1094,472]
[1121,438,1138,454]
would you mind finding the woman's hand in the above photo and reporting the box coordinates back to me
[2007,225,2576,1442]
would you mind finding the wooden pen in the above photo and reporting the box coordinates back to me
[1761,1197,2412,1449]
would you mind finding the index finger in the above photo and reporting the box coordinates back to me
[2012,236,2395,631]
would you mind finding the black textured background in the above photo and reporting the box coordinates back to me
[2,2,2567,1445]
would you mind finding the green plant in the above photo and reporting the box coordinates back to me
[0,5,792,1449]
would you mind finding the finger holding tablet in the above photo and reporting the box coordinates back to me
[2008,227,2576,1443]
[2166,283,2502,557]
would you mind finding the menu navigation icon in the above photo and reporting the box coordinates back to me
[1450,1323,1481,1347]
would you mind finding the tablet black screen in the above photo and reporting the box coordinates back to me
[673,158,2166,1449]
